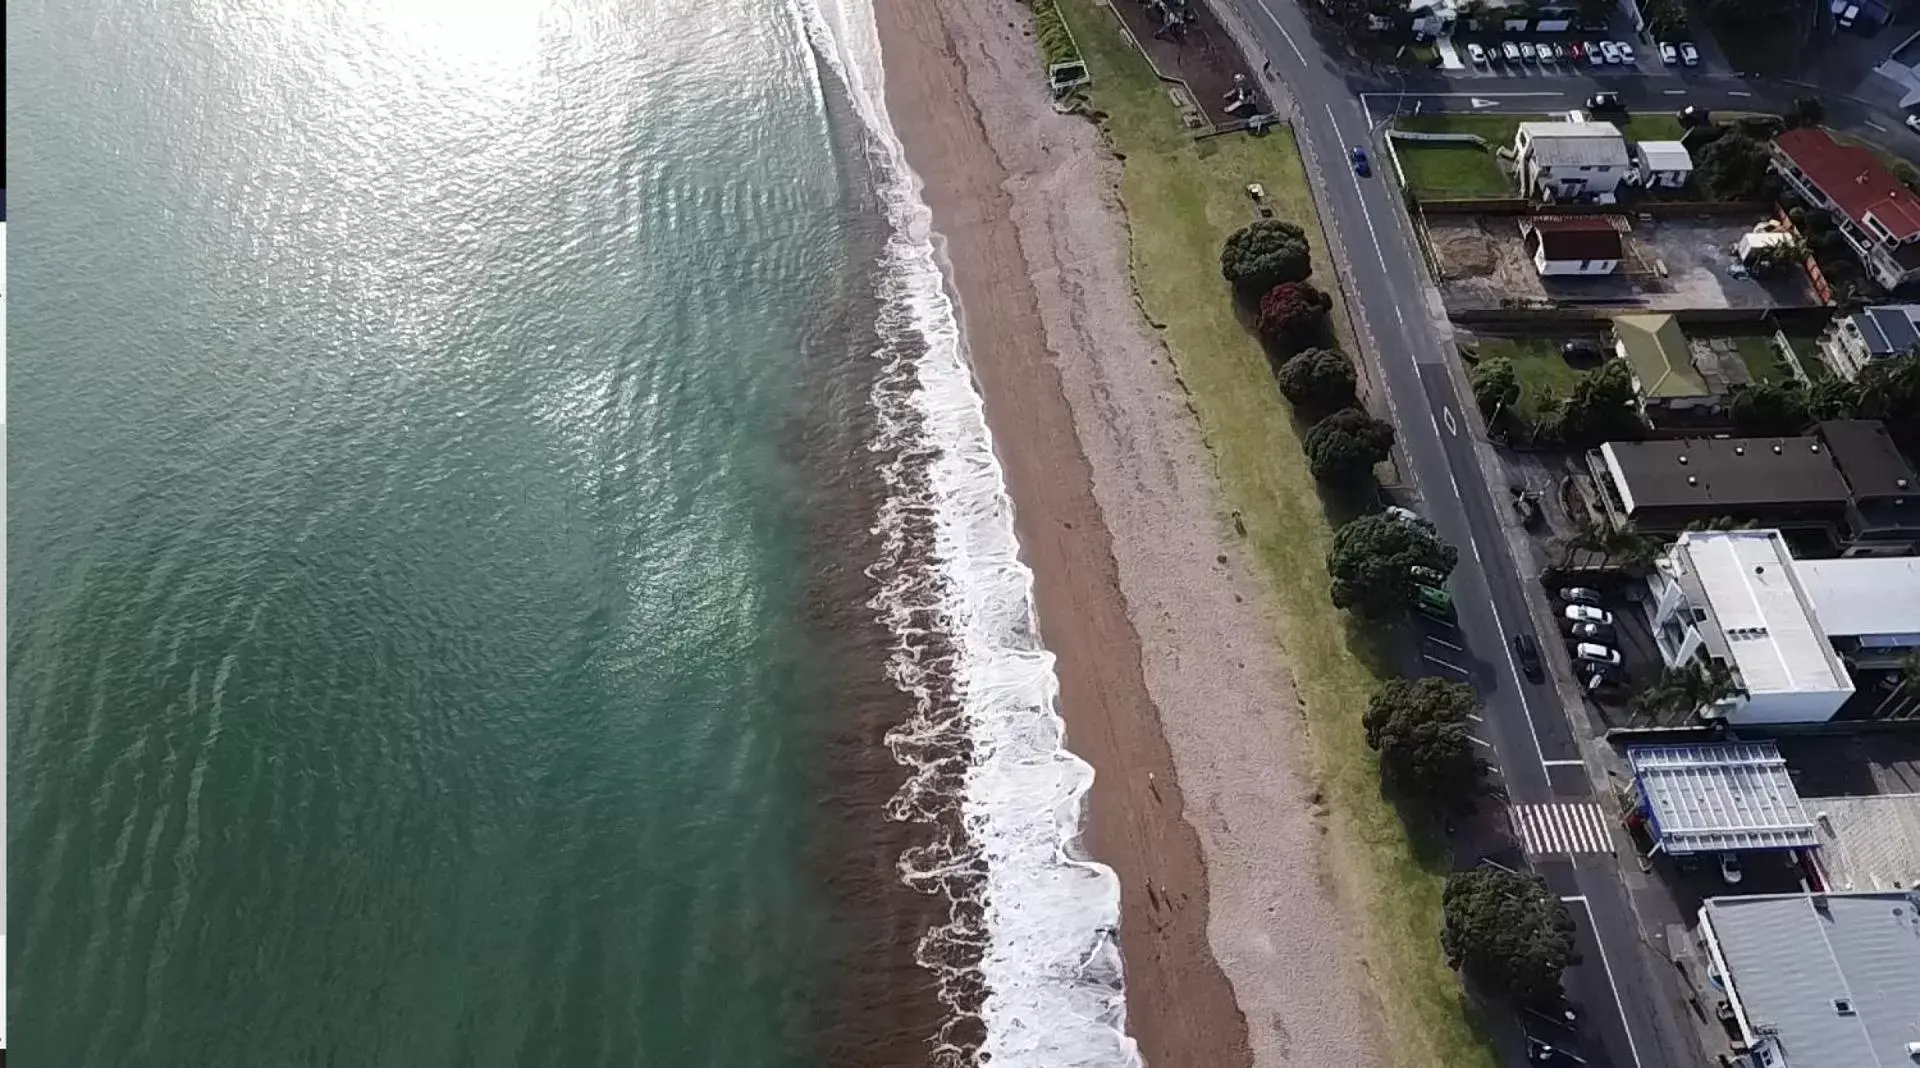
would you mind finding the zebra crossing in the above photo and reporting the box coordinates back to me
[1511,802,1616,856]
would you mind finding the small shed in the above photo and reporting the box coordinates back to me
[1634,140,1693,189]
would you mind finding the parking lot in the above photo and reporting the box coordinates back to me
[1452,36,1708,78]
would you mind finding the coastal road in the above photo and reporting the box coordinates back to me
[1223,2,1700,1066]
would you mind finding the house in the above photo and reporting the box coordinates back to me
[1645,531,1856,724]
[1612,313,1716,415]
[1587,421,1920,553]
[1693,891,1920,1068]
[1817,303,1920,380]
[1769,126,1920,290]
[1408,0,1456,36]
[1513,121,1629,201]
[1520,216,1622,275]
[1807,794,1920,891]
[1632,140,1692,189]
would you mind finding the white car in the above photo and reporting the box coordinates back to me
[1660,42,1679,64]
[1559,586,1603,605]
[1519,42,1537,61]
[1384,505,1423,525]
[1467,42,1488,66]
[1617,41,1637,63]
[1680,42,1700,66]
[1574,643,1622,665]
[1599,40,1621,64]
[1564,604,1613,625]
[1907,114,1920,132]
[1502,41,1522,62]
[1719,853,1744,884]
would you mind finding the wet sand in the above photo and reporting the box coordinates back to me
[873,0,1381,1065]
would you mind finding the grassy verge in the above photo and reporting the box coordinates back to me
[1398,143,1513,198]
[1468,335,1598,422]
[1728,333,1796,383]
[1060,0,1497,1064]
[1398,111,1688,147]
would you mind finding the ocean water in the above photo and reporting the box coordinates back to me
[6,0,1136,1065]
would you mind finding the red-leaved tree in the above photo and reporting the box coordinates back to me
[1257,281,1333,355]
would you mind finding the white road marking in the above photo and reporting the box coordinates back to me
[1424,654,1471,674]
[1663,88,1686,95]
[1567,895,1648,1068]
[1427,635,1464,651]
[1513,804,1612,854]
[1542,758,1585,767]
[1867,121,1889,132]
[1729,90,1753,98]
[1252,0,1309,66]
[1471,735,1496,748]
[1442,405,1458,435]
[1470,97,1499,108]
[1466,711,1484,722]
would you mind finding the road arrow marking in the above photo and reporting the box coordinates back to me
[1470,97,1499,109]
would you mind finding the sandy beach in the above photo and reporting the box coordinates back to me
[873,1,1382,1066]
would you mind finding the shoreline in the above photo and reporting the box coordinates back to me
[872,1,1382,1066]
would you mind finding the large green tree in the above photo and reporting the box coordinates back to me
[1326,513,1457,618]
[1854,354,1920,455]
[1441,868,1578,1004]
[1470,356,1520,420]
[1694,131,1777,202]
[1630,658,1745,723]
[1277,347,1358,413]
[1557,360,1642,445]
[1220,220,1313,300]
[1304,407,1395,484]
[1727,380,1810,436]
[1362,678,1483,805]
[1804,375,1861,421]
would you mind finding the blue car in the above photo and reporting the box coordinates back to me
[1350,146,1371,177]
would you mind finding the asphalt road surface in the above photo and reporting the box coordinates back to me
[1221,2,1718,1065]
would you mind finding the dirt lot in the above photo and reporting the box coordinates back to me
[1423,214,1822,312]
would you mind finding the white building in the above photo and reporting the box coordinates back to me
[1520,215,1623,275]
[1513,121,1629,201]
[1797,555,1920,665]
[1695,891,1920,1068]
[1632,139,1693,189]
[1817,303,1920,381]
[1647,530,1855,724]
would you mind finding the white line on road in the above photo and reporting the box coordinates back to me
[1357,91,1565,98]
[1442,405,1458,435]
[1252,0,1309,67]
[1427,635,1464,651]
[1466,711,1484,722]
[1542,759,1585,767]
[1423,654,1470,674]
[1471,735,1495,748]
[1729,90,1753,98]
[1559,894,1588,903]
[1566,896,1647,1068]
[1662,89,1686,95]
[1868,121,1889,132]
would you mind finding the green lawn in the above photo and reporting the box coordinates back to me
[1396,143,1514,199]
[1060,0,1497,1063]
[1729,334,1796,384]
[1397,112,1687,149]
[1470,335,1597,422]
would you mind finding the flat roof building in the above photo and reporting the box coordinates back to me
[1809,794,1920,892]
[1695,890,1920,1068]
[1629,743,1820,855]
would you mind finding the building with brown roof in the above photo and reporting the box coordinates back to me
[1770,127,1920,291]
[1521,216,1624,276]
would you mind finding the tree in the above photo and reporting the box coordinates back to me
[1258,281,1334,354]
[1442,868,1578,1004]
[1556,361,1641,446]
[1277,347,1359,412]
[1805,375,1861,421]
[1743,236,1806,277]
[1727,380,1811,436]
[1470,356,1521,420]
[1702,0,1799,23]
[1694,131,1776,202]
[1221,220,1313,300]
[1631,657,1745,723]
[1318,0,1405,32]
[1304,407,1395,485]
[1785,95,1826,129]
[1854,353,1920,454]
[1326,512,1458,618]
[1363,678,1483,804]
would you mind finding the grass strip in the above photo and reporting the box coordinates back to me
[1058,0,1498,1064]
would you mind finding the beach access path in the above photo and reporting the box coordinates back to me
[874,0,1381,1066]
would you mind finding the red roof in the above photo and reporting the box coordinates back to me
[1774,127,1920,239]
[1525,216,1624,261]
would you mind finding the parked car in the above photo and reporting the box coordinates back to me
[1678,104,1710,126]
[1546,42,1565,62]
[1585,41,1606,66]
[1519,42,1537,61]
[1719,852,1744,884]
[1558,587,1603,605]
[1384,505,1423,525]
[1567,41,1584,60]
[1350,146,1371,177]
[1598,40,1621,63]
[1617,41,1636,63]
[1906,113,1920,133]
[1585,92,1625,115]
[1563,338,1604,359]
[1502,41,1522,63]
[1564,604,1613,625]
[1574,643,1623,666]
[1839,3,1860,28]
[1679,42,1700,66]
[1568,621,1615,641]
[1415,585,1454,618]
[1513,633,1545,683]
[1467,42,1488,66]
[1576,658,1624,682]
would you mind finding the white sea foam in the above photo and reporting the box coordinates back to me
[790,1,1141,1066]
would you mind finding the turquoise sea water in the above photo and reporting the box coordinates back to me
[9,2,869,1063]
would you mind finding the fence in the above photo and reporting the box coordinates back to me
[1417,198,1771,217]
[1450,305,1834,328]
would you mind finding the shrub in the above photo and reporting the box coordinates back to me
[1220,219,1312,299]
[1258,281,1333,354]
[1276,347,1358,412]
[1304,407,1395,485]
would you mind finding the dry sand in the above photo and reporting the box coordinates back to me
[873,1,1381,1066]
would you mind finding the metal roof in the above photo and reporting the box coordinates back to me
[1797,556,1920,642]
[1629,742,1820,854]
[1518,121,1630,167]
[1635,139,1693,172]
[1674,531,1852,697]
[1700,891,1920,1068]
[1613,313,1708,398]
[1852,305,1920,357]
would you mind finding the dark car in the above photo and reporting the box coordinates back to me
[1677,104,1711,127]
[1562,339,1603,360]
[1585,91,1626,115]
[1512,633,1545,683]
[1351,146,1371,177]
